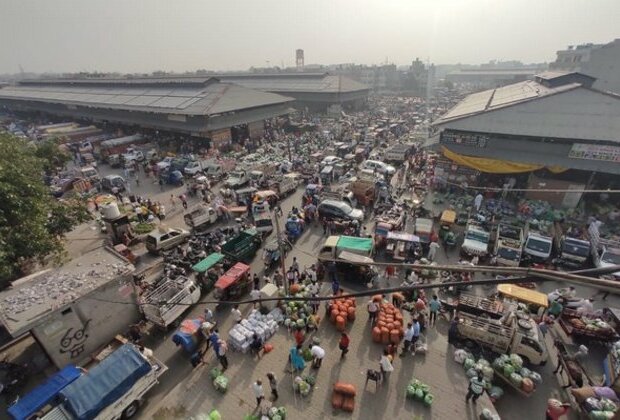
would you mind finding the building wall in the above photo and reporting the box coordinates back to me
[30,274,139,369]
[550,40,620,94]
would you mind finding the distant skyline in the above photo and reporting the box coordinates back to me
[1,0,618,74]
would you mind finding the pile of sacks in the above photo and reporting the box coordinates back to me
[228,308,281,353]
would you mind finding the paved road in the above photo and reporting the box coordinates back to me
[65,162,618,420]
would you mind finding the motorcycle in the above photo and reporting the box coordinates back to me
[0,359,28,402]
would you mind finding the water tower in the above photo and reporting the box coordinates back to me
[296,49,304,72]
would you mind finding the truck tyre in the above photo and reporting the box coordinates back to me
[122,401,140,419]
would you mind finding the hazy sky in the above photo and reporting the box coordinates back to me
[1,0,618,74]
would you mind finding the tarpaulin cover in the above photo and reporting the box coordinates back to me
[192,253,224,273]
[336,236,373,253]
[172,318,203,353]
[215,262,250,290]
[60,344,151,420]
[8,365,81,420]
[442,146,567,174]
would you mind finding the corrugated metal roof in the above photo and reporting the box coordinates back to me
[0,78,294,116]
[217,73,369,93]
[435,79,581,124]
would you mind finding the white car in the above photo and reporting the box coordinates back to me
[157,156,174,170]
[360,160,396,175]
[122,150,144,163]
[321,155,342,166]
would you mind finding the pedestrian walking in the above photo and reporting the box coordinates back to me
[266,372,278,400]
[379,349,394,382]
[252,380,265,408]
[179,194,188,210]
[339,332,350,358]
[331,279,340,295]
[465,372,486,403]
[429,295,441,326]
[402,322,414,354]
[291,256,299,272]
[474,193,483,213]
[250,287,261,309]
[216,339,229,370]
[158,178,164,191]
[367,298,379,326]
[286,267,295,287]
[321,217,328,235]
[170,194,176,209]
[427,240,440,261]
[231,305,242,324]
[253,273,260,290]
[411,318,421,351]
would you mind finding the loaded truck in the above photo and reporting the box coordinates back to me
[141,276,201,329]
[224,170,249,190]
[99,134,146,160]
[221,228,262,262]
[551,222,591,268]
[7,342,167,420]
[318,235,374,262]
[183,205,220,231]
[493,224,523,267]
[456,311,548,365]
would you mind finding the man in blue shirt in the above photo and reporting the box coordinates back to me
[411,319,421,350]
[429,295,441,326]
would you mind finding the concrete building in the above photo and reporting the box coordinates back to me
[432,72,620,207]
[550,39,620,94]
[0,248,137,369]
[445,68,539,89]
[216,72,369,112]
[0,76,294,145]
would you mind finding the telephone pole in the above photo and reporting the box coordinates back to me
[273,209,289,296]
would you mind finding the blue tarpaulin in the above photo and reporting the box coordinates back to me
[8,365,81,420]
[60,344,151,420]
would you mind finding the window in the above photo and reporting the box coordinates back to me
[521,337,542,354]
[159,234,170,242]
[169,231,180,237]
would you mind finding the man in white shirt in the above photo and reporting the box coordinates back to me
[252,379,265,407]
[402,322,415,354]
[367,299,379,327]
[310,344,326,368]
[250,287,261,308]
[427,241,441,262]
[474,193,483,212]
[231,305,242,323]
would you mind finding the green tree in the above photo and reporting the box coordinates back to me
[0,133,90,288]
[33,138,71,175]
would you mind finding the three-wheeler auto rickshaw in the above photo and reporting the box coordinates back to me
[213,262,252,301]
[192,252,225,292]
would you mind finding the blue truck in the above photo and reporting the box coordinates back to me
[8,342,167,420]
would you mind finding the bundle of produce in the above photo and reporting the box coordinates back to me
[281,289,322,332]
[405,378,434,406]
[267,407,287,420]
[371,297,404,344]
[582,396,618,419]
[229,309,279,353]
[294,376,312,397]
[328,296,356,331]
[213,375,229,393]
[332,382,356,412]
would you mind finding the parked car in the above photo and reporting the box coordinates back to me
[122,148,144,163]
[145,227,190,253]
[101,174,126,192]
[360,159,396,175]
[321,155,342,167]
[317,199,364,222]
[157,156,174,170]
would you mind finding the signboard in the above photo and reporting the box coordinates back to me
[440,131,488,148]
[569,144,620,162]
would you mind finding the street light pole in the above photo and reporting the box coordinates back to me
[273,209,289,296]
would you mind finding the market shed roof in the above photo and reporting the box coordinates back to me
[0,77,294,116]
[216,73,370,93]
[0,247,134,336]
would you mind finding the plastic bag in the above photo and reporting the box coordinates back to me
[210,367,222,380]
[509,354,523,369]
[213,375,229,392]
[529,372,542,384]
[454,349,469,364]
[209,410,222,420]
[489,386,504,399]
[600,398,618,412]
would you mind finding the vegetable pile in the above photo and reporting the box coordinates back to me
[406,378,434,406]
[329,296,356,331]
[281,285,321,331]
[294,376,314,397]
[267,406,288,420]
[493,354,542,393]
[370,296,404,344]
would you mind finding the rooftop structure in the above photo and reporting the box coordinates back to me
[0,247,134,336]
[0,77,294,136]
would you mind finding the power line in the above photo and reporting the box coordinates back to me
[439,178,620,194]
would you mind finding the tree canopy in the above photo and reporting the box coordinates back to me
[0,133,90,288]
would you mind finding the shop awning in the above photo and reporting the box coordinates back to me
[442,146,566,174]
[192,253,224,273]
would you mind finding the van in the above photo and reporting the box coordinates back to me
[78,166,100,182]
[145,227,190,254]
[101,175,126,192]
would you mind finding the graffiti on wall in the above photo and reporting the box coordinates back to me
[59,319,91,359]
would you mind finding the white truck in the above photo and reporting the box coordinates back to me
[461,220,490,257]
[184,159,215,176]
[523,223,553,263]
[384,143,412,164]
[141,276,201,329]
[183,205,219,231]
[493,224,524,267]
[456,311,548,365]
[591,237,620,280]
[224,170,249,189]
[7,341,167,420]
[269,175,297,196]
[122,148,145,163]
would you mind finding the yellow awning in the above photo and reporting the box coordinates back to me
[497,284,548,308]
[441,147,566,174]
